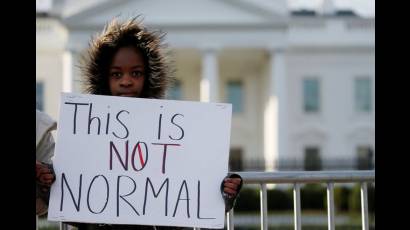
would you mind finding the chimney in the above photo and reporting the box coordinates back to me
[322,0,335,15]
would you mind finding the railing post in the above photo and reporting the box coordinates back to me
[361,182,369,230]
[60,222,68,230]
[327,183,335,230]
[227,208,234,230]
[260,183,268,230]
[293,183,301,230]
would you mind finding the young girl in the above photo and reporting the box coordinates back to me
[64,16,243,230]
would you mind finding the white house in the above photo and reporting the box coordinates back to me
[36,0,375,172]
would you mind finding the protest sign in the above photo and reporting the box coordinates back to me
[48,93,232,229]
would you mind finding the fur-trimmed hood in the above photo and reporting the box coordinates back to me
[81,16,174,99]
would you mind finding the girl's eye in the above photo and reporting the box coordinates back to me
[110,72,122,78]
[132,71,144,78]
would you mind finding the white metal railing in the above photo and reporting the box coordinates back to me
[227,170,375,230]
[59,170,374,230]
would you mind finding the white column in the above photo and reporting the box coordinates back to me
[62,49,74,92]
[200,48,219,102]
[264,48,287,171]
[276,49,288,167]
[63,46,84,93]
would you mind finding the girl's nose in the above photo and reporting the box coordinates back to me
[119,74,133,86]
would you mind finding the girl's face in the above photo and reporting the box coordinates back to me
[108,46,145,97]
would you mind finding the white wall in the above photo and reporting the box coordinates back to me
[36,18,67,120]
[286,48,375,166]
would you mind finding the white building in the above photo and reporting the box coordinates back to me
[36,0,375,171]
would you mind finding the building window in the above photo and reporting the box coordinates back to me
[304,146,322,171]
[303,78,320,113]
[356,146,374,170]
[229,148,243,171]
[355,77,372,112]
[36,82,44,111]
[167,79,182,100]
[227,81,243,113]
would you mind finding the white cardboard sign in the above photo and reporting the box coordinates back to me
[48,93,232,229]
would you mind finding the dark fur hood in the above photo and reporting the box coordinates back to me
[81,16,174,99]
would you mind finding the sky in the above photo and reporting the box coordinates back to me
[288,0,375,17]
